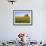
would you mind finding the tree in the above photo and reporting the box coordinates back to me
[24,14,28,16]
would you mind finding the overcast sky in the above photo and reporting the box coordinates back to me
[14,10,31,16]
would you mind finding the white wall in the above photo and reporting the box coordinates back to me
[0,0,46,42]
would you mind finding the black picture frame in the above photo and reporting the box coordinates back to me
[13,10,33,26]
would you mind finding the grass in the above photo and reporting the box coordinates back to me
[15,16,30,23]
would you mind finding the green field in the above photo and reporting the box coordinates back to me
[15,16,30,23]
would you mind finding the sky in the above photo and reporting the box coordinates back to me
[14,10,31,16]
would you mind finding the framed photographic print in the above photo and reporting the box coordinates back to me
[13,10,32,25]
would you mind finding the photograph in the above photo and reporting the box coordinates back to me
[13,10,32,25]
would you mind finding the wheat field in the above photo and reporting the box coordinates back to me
[15,16,30,23]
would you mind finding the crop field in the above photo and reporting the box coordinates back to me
[15,16,30,23]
